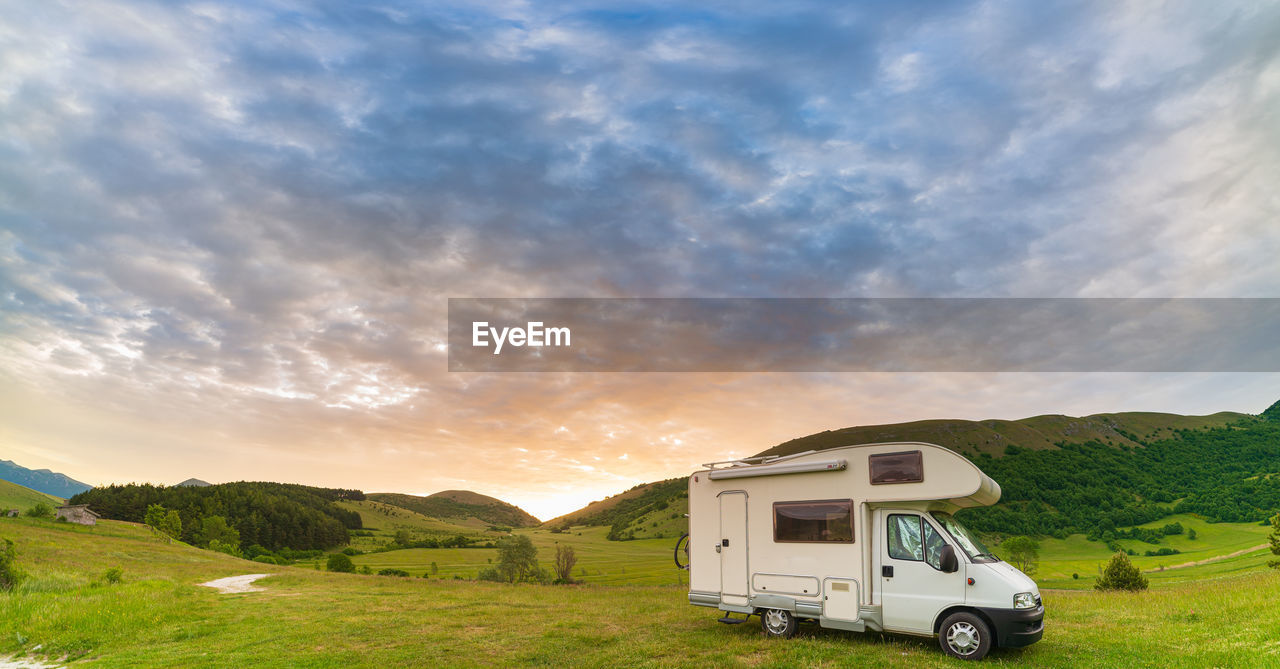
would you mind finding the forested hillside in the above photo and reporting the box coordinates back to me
[70,482,364,551]
[552,402,1280,542]
[959,417,1280,536]
[368,490,540,528]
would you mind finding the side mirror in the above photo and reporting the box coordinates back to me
[939,545,959,573]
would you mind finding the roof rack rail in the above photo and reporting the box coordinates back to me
[700,450,818,469]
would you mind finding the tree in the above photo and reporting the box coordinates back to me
[1095,552,1148,591]
[327,553,355,573]
[554,544,578,583]
[394,529,412,547]
[481,535,541,583]
[1187,528,1197,541]
[1003,536,1040,575]
[196,516,240,549]
[144,504,166,528]
[144,504,182,539]
[430,561,439,575]
[1269,513,1280,570]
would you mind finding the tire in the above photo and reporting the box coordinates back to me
[938,612,993,661]
[674,533,690,570]
[760,608,798,639]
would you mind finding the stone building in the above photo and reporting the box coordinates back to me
[55,504,100,526]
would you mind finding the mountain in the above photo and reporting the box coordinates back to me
[553,404,1280,541]
[368,490,540,528]
[0,459,92,499]
[0,478,64,511]
[175,478,211,487]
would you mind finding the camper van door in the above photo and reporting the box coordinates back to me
[718,491,749,605]
[878,509,966,633]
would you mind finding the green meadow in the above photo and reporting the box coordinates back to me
[4,514,1280,667]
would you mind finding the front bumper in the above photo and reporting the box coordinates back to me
[975,605,1044,648]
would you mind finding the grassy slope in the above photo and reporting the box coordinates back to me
[3,516,1280,667]
[0,479,62,512]
[997,514,1272,589]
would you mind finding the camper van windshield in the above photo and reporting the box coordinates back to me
[931,512,998,562]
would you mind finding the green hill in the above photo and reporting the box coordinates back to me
[368,490,540,528]
[0,478,63,511]
[756,410,1248,459]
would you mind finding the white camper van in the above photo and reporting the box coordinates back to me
[676,442,1043,661]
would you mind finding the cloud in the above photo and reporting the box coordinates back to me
[1,0,1278,517]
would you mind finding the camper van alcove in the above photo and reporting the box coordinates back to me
[681,442,1043,661]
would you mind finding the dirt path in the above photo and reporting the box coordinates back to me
[1157,543,1268,571]
[199,573,272,593]
[0,656,60,668]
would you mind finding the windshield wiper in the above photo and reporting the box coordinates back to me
[971,552,999,560]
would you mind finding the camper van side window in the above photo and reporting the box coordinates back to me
[773,500,854,543]
[887,514,924,561]
[869,450,924,484]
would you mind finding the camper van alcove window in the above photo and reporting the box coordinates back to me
[772,500,854,543]
[869,450,924,484]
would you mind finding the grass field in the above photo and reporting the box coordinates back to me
[340,514,1272,591]
[0,479,62,512]
[347,526,688,586]
[997,514,1273,590]
[4,515,1280,667]
[335,500,508,551]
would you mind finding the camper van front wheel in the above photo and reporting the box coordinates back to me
[938,612,992,661]
[760,609,797,638]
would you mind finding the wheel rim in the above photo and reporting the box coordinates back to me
[946,621,980,655]
[764,609,789,634]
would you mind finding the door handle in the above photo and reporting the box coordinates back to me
[882,565,894,577]
[715,543,722,553]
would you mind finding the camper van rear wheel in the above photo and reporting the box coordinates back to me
[760,608,797,638]
[938,612,992,660]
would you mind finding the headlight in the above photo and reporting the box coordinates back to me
[1013,592,1038,609]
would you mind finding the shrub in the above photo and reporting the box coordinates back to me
[554,544,578,584]
[0,539,22,590]
[1095,552,1148,591]
[253,555,282,565]
[430,561,439,575]
[341,547,362,556]
[1072,573,1079,580]
[358,565,372,575]
[1269,513,1280,569]
[24,503,53,519]
[378,568,410,577]
[208,539,244,558]
[103,567,124,584]
[326,553,355,573]
[1187,528,1197,541]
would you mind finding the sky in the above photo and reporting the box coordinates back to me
[1,0,1279,520]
